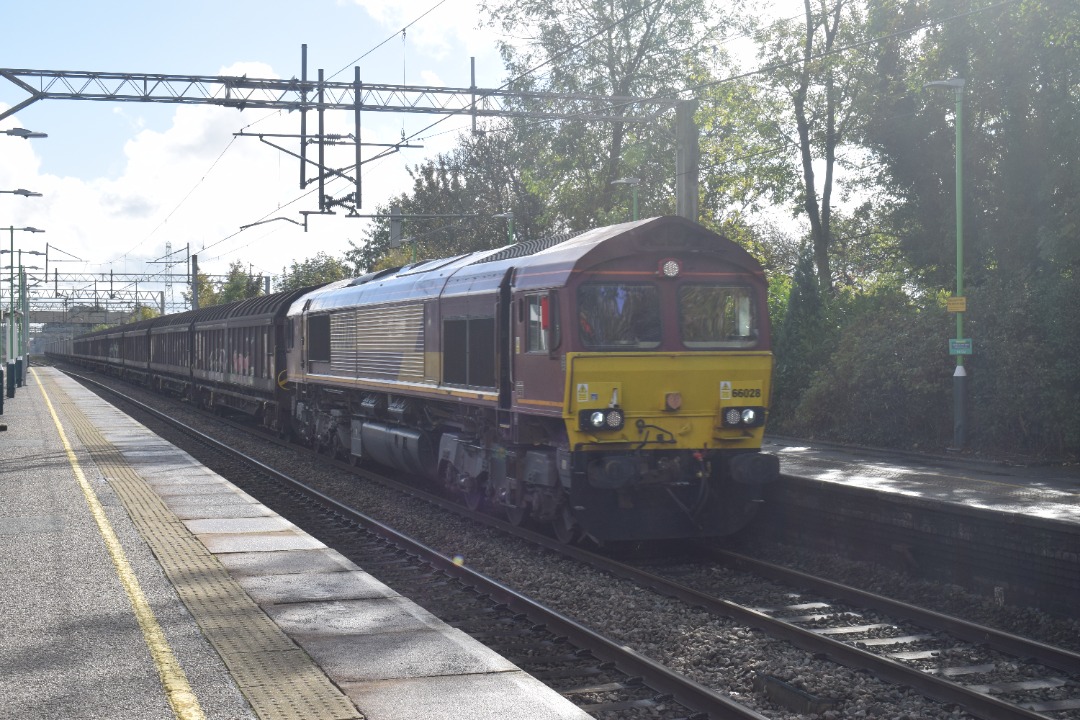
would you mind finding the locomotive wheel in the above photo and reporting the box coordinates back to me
[552,507,580,544]
[463,488,484,512]
[505,504,528,526]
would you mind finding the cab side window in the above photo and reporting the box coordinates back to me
[526,295,549,353]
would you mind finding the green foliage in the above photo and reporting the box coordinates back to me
[743,0,878,291]
[270,0,1080,460]
[967,267,1080,456]
[481,0,729,228]
[127,305,160,323]
[218,261,264,304]
[181,271,220,309]
[861,0,1080,285]
[786,287,949,448]
[697,76,797,220]
[276,252,352,292]
[770,246,834,427]
[347,129,548,272]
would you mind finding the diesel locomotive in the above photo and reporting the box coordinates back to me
[51,216,779,543]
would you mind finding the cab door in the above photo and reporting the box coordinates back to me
[511,290,565,417]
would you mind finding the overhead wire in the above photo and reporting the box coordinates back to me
[211,0,1021,268]
[112,135,238,264]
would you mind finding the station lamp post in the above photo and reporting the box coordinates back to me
[2,128,48,139]
[492,211,514,246]
[611,178,641,221]
[0,188,43,197]
[924,77,967,449]
[16,251,44,386]
[3,226,45,398]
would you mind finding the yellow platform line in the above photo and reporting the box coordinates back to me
[33,368,206,720]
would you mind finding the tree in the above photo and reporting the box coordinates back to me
[181,271,219,309]
[861,0,1080,282]
[127,305,160,323]
[347,128,548,272]
[218,260,264,304]
[751,0,876,292]
[696,72,799,222]
[770,245,831,426]
[276,252,352,292]
[482,0,732,228]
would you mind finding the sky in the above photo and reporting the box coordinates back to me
[1,0,799,313]
[0,0,513,309]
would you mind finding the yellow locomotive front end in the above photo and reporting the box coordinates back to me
[543,231,780,542]
[561,351,779,541]
[567,351,773,453]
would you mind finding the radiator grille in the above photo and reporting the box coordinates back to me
[330,303,425,381]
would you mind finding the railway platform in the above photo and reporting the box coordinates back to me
[0,367,590,720]
[766,437,1080,523]
[753,437,1080,617]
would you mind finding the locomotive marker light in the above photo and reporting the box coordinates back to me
[659,258,681,277]
[579,407,625,431]
[721,405,766,428]
[924,77,967,449]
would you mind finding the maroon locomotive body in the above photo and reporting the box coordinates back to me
[284,216,778,542]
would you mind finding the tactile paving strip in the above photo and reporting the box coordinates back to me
[45,375,363,720]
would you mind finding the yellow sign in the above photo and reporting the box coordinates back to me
[947,296,967,313]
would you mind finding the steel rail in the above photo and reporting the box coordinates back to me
[68,370,769,720]
[512,539,1063,720]
[63,366,1074,719]
[710,548,1080,676]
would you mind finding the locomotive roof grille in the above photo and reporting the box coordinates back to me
[470,230,584,265]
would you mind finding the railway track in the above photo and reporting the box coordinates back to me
[67,369,767,720]
[63,365,1080,720]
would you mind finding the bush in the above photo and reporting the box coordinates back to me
[783,287,951,449]
[967,267,1080,457]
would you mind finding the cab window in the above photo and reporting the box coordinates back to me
[526,295,549,352]
[577,283,660,349]
[679,285,757,348]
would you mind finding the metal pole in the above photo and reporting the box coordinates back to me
[300,44,308,190]
[953,83,966,449]
[675,100,699,222]
[360,65,369,212]
[20,266,28,383]
[7,227,15,398]
[318,68,326,212]
[191,254,200,310]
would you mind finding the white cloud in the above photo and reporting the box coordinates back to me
[345,0,501,68]
[2,13,510,316]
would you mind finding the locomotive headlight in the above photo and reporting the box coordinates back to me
[580,408,626,431]
[721,406,766,428]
